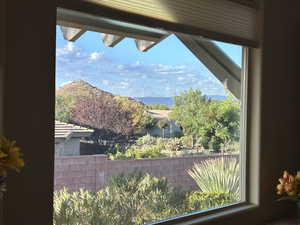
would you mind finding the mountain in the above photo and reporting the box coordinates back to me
[135,95,226,107]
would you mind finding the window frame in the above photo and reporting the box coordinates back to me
[55,8,262,224]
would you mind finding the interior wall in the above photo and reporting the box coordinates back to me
[258,0,300,221]
[1,0,300,225]
[0,0,6,136]
[2,1,56,225]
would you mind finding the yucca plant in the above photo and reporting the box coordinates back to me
[188,157,240,200]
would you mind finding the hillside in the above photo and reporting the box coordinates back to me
[57,80,115,99]
[56,80,152,141]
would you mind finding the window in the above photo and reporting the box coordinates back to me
[54,8,249,225]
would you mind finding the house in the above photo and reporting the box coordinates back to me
[55,121,93,156]
[2,1,300,225]
[146,110,182,137]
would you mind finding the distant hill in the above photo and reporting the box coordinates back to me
[135,95,226,107]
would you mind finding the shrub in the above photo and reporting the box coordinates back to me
[53,172,188,225]
[188,157,240,200]
[166,138,183,152]
[135,134,158,146]
[108,145,167,160]
[187,191,236,211]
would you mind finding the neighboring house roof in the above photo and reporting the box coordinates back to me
[55,121,94,141]
[147,110,171,119]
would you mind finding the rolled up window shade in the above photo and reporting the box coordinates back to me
[67,0,259,47]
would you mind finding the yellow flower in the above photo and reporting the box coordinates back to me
[279,178,286,184]
[0,137,25,176]
[277,184,284,191]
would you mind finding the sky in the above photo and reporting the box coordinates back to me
[56,26,242,97]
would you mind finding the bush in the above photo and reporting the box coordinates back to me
[188,157,240,200]
[53,172,188,225]
[135,134,158,146]
[187,191,236,211]
[166,138,183,152]
[108,145,167,160]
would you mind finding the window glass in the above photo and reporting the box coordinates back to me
[54,25,244,225]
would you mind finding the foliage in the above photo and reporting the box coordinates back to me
[169,88,208,137]
[166,138,183,152]
[0,136,25,177]
[170,89,240,152]
[157,119,169,130]
[188,157,240,200]
[135,134,160,146]
[55,93,76,122]
[114,96,154,134]
[180,135,193,147]
[198,96,240,152]
[146,104,170,110]
[53,172,188,225]
[187,191,236,211]
[56,81,155,142]
[157,119,169,138]
[108,145,167,160]
[108,135,187,159]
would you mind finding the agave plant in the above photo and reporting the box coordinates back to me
[188,157,240,200]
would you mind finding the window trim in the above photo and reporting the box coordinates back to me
[56,11,262,223]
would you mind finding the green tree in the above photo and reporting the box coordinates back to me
[199,95,240,152]
[114,96,155,134]
[55,93,76,122]
[169,88,208,147]
[157,119,169,138]
[170,89,240,152]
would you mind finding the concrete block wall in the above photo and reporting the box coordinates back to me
[54,154,238,192]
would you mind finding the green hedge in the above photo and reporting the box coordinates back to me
[54,172,188,225]
[187,191,237,211]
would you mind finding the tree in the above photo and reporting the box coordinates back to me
[56,81,155,142]
[170,89,240,152]
[55,93,76,122]
[114,96,154,134]
[71,93,135,142]
[169,88,208,147]
[157,119,169,138]
[199,95,240,152]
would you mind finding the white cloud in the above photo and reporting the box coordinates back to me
[102,80,109,86]
[154,64,187,75]
[177,76,185,81]
[119,81,130,89]
[89,52,103,61]
[117,65,124,70]
[66,42,75,52]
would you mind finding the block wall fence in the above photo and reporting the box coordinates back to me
[54,154,238,192]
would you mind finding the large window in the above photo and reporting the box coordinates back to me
[54,9,247,225]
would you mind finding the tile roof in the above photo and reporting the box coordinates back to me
[55,121,94,140]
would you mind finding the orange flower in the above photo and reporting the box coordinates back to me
[296,171,300,181]
[283,170,289,180]
[279,178,286,184]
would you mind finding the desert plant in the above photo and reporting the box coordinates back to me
[53,172,188,225]
[187,191,236,211]
[166,138,183,152]
[188,157,240,200]
[135,134,158,146]
[108,145,167,160]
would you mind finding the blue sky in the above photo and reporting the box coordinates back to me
[56,26,242,97]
